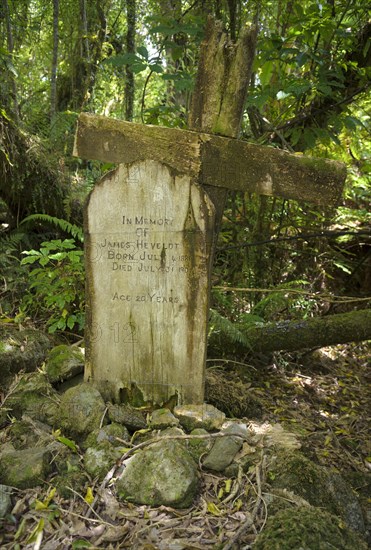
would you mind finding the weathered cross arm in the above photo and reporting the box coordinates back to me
[74,113,346,206]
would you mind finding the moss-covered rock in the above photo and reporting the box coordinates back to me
[173,404,225,432]
[58,383,106,439]
[5,372,59,424]
[107,403,147,431]
[45,345,84,384]
[117,439,199,508]
[253,506,367,550]
[6,418,52,450]
[0,327,52,390]
[0,447,52,489]
[149,408,179,429]
[0,485,12,518]
[268,451,365,534]
[84,444,121,480]
[83,423,130,449]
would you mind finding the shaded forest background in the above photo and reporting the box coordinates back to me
[0,0,370,341]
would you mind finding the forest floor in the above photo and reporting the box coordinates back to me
[0,341,370,549]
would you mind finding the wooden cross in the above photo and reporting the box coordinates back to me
[73,112,345,406]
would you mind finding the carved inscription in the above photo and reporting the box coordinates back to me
[85,160,215,405]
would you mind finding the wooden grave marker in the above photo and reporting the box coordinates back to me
[74,113,346,405]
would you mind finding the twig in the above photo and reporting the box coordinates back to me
[222,464,243,504]
[99,407,108,429]
[206,358,257,370]
[222,456,265,549]
[66,486,114,526]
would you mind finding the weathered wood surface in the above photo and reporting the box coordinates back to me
[84,159,215,404]
[188,18,257,238]
[209,309,371,354]
[74,113,346,206]
[189,18,257,138]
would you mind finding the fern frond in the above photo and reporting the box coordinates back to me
[0,230,25,250]
[209,309,252,349]
[20,214,83,242]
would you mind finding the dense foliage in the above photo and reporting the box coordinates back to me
[0,0,370,337]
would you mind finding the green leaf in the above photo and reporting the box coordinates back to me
[149,62,163,73]
[57,436,78,452]
[150,24,177,35]
[343,116,363,131]
[20,255,40,265]
[67,315,76,329]
[136,46,148,60]
[49,252,67,261]
[259,61,274,87]
[132,62,148,73]
[39,256,51,266]
[4,57,18,77]
[26,518,44,544]
[72,540,93,549]
[104,52,138,66]
[48,318,66,333]
[317,83,332,96]
[207,502,223,516]
[286,81,312,97]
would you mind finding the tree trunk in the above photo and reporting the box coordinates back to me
[125,0,136,121]
[209,309,371,354]
[1,0,19,122]
[50,0,59,122]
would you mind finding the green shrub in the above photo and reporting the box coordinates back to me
[21,238,84,333]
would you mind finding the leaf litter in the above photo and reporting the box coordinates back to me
[0,342,369,549]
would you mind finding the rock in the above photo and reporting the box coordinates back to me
[173,404,225,432]
[149,408,179,429]
[117,439,198,508]
[7,417,53,450]
[45,345,84,384]
[0,447,52,489]
[202,423,248,472]
[84,423,130,449]
[160,427,185,438]
[0,484,12,518]
[324,471,366,534]
[0,326,52,390]
[253,506,367,550]
[188,428,212,462]
[107,403,147,431]
[59,383,106,438]
[84,445,120,480]
[5,372,59,424]
[268,451,365,534]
